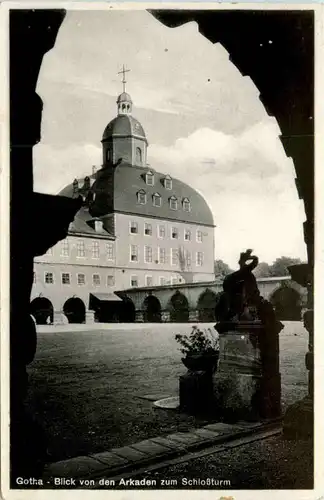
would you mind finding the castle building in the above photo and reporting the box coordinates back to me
[31,72,215,324]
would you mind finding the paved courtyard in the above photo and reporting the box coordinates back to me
[26,321,308,463]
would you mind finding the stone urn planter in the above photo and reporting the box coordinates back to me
[181,353,219,373]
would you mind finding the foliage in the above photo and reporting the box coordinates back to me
[269,256,303,277]
[175,325,219,356]
[253,261,272,278]
[214,260,233,279]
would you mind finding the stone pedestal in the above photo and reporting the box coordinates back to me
[213,327,264,420]
[213,322,281,421]
[135,310,144,323]
[179,371,214,414]
[85,310,95,324]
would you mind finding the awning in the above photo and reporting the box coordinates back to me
[89,292,123,310]
[90,292,123,303]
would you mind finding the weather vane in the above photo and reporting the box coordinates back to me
[118,64,130,93]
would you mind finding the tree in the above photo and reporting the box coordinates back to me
[253,262,272,278]
[269,256,303,277]
[214,260,233,279]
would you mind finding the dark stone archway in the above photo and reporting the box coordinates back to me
[143,295,162,323]
[170,291,189,323]
[119,297,136,323]
[270,286,302,321]
[30,297,54,325]
[63,297,86,324]
[198,289,218,322]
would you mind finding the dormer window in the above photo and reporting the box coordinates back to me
[137,189,147,205]
[152,193,162,207]
[182,198,191,212]
[145,171,154,186]
[169,195,178,210]
[164,175,172,190]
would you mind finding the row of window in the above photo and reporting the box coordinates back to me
[34,272,115,287]
[46,229,204,260]
[33,272,181,288]
[131,275,182,288]
[47,241,115,259]
[130,246,204,267]
[130,223,204,242]
[137,191,191,212]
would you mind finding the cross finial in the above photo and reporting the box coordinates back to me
[118,64,130,93]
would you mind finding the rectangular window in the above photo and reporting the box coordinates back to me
[184,229,191,241]
[45,272,54,284]
[107,275,115,286]
[159,277,166,286]
[158,247,166,264]
[93,274,100,286]
[171,248,179,266]
[171,227,179,239]
[144,223,152,236]
[62,273,70,285]
[77,240,85,257]
[106,242,114,260]
[131,276,138,287]
[197,230,203,243]
[130,245,138,262]
[145,276,153,287]
[61,240,69,257]
[92,241,100,258]
[130,221,138,234]
[158,225,165,239]
[186,250,192,267]
[144,245,153,263]
[196,251,204,267]
[77,273,86,285]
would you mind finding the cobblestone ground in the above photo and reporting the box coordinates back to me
[26,321,308,462]
[136,435,313,490]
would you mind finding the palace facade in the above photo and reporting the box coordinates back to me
[31,85,215,324]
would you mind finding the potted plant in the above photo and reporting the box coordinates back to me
[175,326,220,373]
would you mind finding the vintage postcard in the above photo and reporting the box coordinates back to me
[1,2,322,499]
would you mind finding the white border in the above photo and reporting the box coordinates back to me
[1,2,323,500]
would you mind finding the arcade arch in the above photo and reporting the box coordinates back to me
[169,291,189,323]
[143,295,162,322]
[30,297,54,325]
[63,297,86,324]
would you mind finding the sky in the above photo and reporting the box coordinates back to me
[33,9,307,269]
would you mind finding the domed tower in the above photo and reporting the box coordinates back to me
[102,66,148,168]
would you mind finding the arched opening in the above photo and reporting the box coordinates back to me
[136,147,142,165]
[270,286,302,321]
[30,297,54,325]
[197,289,218,322]
[143,295,162,323]
[63,297,86,324]
[170,291,189,323]
[119,296,136,323]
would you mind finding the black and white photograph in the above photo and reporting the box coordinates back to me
[2,3,319,497]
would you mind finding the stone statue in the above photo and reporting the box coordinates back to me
[215,249,260,322]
